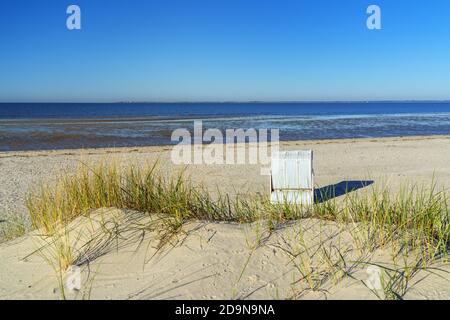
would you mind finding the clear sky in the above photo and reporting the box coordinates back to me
[1,0,450,102]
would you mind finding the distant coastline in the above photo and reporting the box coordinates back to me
[3,100,450,104]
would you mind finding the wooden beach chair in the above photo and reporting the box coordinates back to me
[270,150,314,205]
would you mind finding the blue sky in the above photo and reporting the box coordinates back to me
[1,0,450,102]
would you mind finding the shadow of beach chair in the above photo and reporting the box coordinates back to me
[314,180,374,203]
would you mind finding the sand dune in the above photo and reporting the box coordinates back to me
[0,135,449,300]
[1,208,448,300]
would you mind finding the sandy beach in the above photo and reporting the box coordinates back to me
[1,135,449,300]
[4,0,450,306]
[2,135,450,226]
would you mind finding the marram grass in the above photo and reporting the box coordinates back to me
[26,161,260,236]
[26,160,449,262]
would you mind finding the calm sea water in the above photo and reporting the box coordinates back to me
[1,102,450,151]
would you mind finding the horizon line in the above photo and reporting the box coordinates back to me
[2,99,450,104]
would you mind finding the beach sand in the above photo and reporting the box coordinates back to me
[0,135,449,299]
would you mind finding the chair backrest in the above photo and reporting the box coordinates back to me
[270,150,314,205]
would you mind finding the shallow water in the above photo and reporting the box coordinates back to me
[1,102,450,151]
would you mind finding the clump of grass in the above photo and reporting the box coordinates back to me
[27,161,449,256]
[34,225,75,299]
[340,183,449,261]
[271,222,359,298]
[26,161,259,237]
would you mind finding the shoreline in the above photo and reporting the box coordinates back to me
[1,134,450,158]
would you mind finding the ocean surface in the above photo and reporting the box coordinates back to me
[1,102,450,151]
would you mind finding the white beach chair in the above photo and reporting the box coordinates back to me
[270,150,314,205]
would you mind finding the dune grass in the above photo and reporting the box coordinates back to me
[24,160,449,300]
[317,183,449,260]
[26,161,449,260]
[26,161,260,237]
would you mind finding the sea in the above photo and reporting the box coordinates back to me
[1,102,450,151]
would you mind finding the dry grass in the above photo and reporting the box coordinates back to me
[23,160,449,299]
